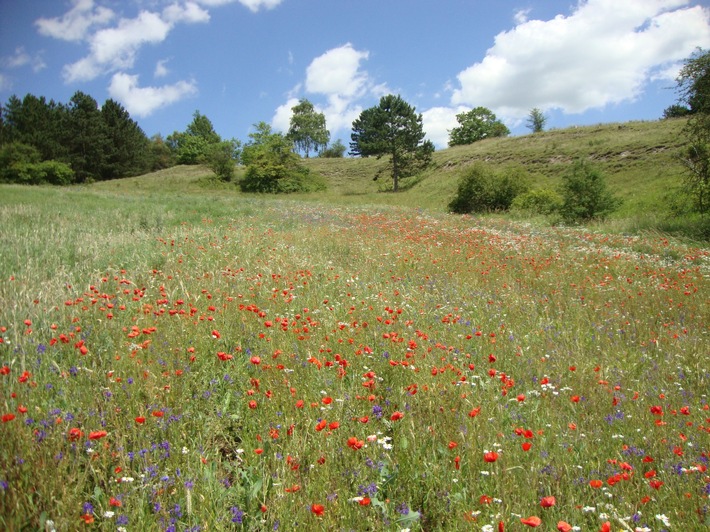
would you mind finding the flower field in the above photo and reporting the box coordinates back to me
[0,187,708,531]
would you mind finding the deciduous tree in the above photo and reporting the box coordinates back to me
[287,99,330,158]
[448,107,509,146]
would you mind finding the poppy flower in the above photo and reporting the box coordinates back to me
[390,411,404,421]
[135,416,146,424]
[211,330,220,339]
[88,430,107,440]
[557,522,573,532]
[80,513,94,524]
[589,479,603,488]
[68,427,84,440]
[540,496,556,508]
[520,516,542,527]
[483,451,499,463]
[347,437,364,450]
[521,442,532,451]
[359,497,371,506]
[2,413,16,423]
[599,522,611,532]
[311,503,325,516]
[109,497,122,507]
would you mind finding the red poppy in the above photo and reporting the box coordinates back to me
[254,448,263,455]
[80,513,94,524]
[390,411,404,421]
[211,330,220,339]
[135,416,146,424]
[311,503,325,516]
[521,442,532,451]
[315,419,327,431]
[599,522,611,532]
[248,400,257,409]
[483,451,499,463]
[217,352,233,361]
[520,516,542,527]
[557,522,573,532]
[347,437,364,450]
[2,413,16,423]
[540,496,556,508]
[109,497,122,507]
[589,479,603,488]
[68,427,84,440]
[250,356,261,365]
[88,430,107,440]
[359,497,371,506]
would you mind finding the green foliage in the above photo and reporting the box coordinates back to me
[0,142,74,185]
[526,108,547,133]
[148,134,174,171]
[240,124,320,193]
[167,111,222,166]
[511,188,563,215]
[558,159,621,223]
[663,104,692,119]
[319,139,347,158]
[448,107,509,146]
[1,91,150,182]
[350,94,432,191]
[287,99,330,157]
[206,140,241,182]
[448,163,530,213]
[674,49,710,215]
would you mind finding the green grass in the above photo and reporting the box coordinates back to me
[0,180,708,530]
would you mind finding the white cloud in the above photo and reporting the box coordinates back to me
[450,0,710,120]
[193,0,283,11]
[162,2,210,24]
[108,72,198,117]
[271,97,300,133]
[2,46,46,73]
[421,105,469,149]
[154,59,170,78]
[35,0,114,42]
[273,43,388,137]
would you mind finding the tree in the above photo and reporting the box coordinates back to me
[558,159,621,223]
[100,99,150,179]
[206,139,240,182]
[350,94,432,192]
[526,108,547,133]
[448,107,509,146]
[448,164,530,214]
[674,48,710,215]
[63,91,108,182]
[319,139,347,158]
[287,99,330,157]
[167,111,221,165]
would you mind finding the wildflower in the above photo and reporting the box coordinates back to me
[589,479,603,489]
[483,451,499,463]
[390,411,404,421]
[80,514,94,524]
[311,503,325,516]
[68,427,84,440]
[135,416,146,424]
[557,522,573,532]
[88,430,107,440]
[2,413,15,423]
[540,496,556,508]
[520,516,541,527]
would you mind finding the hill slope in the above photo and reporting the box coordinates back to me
[93,118,689,217]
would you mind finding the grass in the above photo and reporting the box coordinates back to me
[1,179,709,530]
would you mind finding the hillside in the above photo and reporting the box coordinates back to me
[94,118,689,217]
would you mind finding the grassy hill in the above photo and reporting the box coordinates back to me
[93,118,692,228]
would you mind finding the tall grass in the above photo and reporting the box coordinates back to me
[1,185,708,531]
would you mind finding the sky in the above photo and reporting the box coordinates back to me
[1,0,710,150]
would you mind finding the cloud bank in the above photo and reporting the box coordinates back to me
[425,0,710,147]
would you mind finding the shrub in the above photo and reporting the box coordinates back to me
[558,159,621,223]
[448,164,529,214]
[1,159,74,185]
[206,140,240,182]
[511,188,563,215]
[240,150,325,194]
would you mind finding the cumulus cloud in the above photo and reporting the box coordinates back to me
[421,105,469,149]
[108,72,198,117]
[35,0,114,42]
[154,59,170,78]
[63,10,173,82]
[450,0,710,120]
[273,43,388,137]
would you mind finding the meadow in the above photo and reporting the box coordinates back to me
[0,179,708,532]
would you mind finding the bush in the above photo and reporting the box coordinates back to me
[206,140,240,182]
[319,139,347,158]
[240,150,325,194]
[511,188,563,215]
[448,164,529,214]
[2,160,75,185]
[558,159,621,223]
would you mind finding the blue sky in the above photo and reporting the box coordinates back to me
[2,0,710,149]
